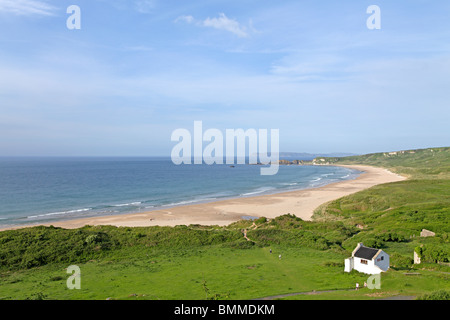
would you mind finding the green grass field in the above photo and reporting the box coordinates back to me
[1,147,449,300]
[3,243,447,301]
[0,246,356,300]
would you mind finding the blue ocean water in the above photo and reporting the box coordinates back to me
[0,157,361,228]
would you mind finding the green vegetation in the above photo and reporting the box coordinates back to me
[313,147,450,271]
[318,146,450,179]
[417,290,450,300]
[0,147,449,300]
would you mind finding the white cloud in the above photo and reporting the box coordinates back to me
[0,0,57,16]
[175,13,250,38]
[203,13,248,38]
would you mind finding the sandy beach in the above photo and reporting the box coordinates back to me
[0,164,405,231]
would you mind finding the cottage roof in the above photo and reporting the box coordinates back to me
[354,246,380,260]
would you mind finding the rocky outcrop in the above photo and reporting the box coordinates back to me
[277,160,292,165]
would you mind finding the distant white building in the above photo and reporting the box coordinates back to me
[344,243,389,275]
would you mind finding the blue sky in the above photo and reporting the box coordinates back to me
[0,0,449,156]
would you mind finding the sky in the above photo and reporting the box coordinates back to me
[0,0,449,156]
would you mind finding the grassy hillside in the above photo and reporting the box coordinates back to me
[315,146,450,179]
[1,215,448,300]
[313,148,449,238]
[0,217,373,300]
[0,147,449,300]
[313,147,449,272]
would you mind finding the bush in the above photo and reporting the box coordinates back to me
[390,253,413,268]
[85,234,99,244]
[417,290,450,300]
[255,217,267,225]
[268,214,303,229]
[363,238,384,249]
[249,229,329,250]
[416,244,449,263]
[224,239,255,249]
[376,232,406,243]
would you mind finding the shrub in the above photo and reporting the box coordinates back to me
[390,253,413,268]
[224,239,255,249]
[417,290,450,300]
[255,217,267,225]
[416,244,449,263]
[377,232,406,243]
[85,234,99,244]
[363,238,384,249]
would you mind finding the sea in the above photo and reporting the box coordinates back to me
[0,157,361,228]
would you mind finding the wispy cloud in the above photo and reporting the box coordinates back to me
[96,0,156,14]
[134,0,156,14]
[175,15,194,24]
[0,0,57,16]
[203,13,248,38]
[270,54,349,80]
[175,13,250,38]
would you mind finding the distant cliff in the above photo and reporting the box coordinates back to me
[274,159,312,165]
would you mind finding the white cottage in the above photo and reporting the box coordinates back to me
[344,243,389,275]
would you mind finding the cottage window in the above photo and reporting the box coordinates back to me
[361,259,368,265]
[381,256,384,261]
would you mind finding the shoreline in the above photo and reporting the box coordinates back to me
[0,165,406,231]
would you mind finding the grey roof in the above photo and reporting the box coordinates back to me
[354,246,380,260]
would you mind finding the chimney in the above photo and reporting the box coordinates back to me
[351,242,363,257]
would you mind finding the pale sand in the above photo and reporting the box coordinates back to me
[0,165,406,231]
